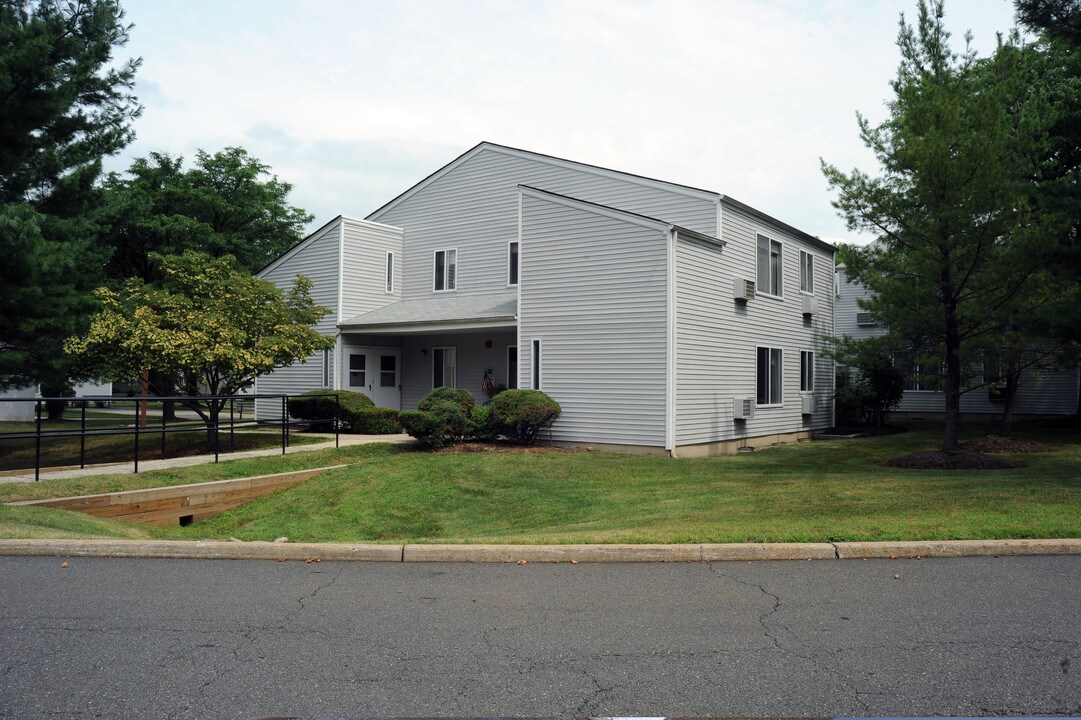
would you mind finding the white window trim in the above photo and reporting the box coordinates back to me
[507,240,519,287]
[385,251,394,294]
[432,346,457,388]
[531,338,542,391]
[755,345,783,407]
[507,344,518,390]
[800,350,815,394]
[433,248,458,292]
[755,232,784,299]
[799,249,814,295]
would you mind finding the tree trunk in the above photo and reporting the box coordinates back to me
[942,302,962,452]
[150,370,177,422]
[998,369,1021,437]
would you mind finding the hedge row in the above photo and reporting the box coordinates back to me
[400,387,560,449]
[288,390,402,434]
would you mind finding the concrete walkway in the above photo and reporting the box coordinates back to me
[0,432,414,483]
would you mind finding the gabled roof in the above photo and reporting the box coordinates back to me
[366,141,720,221]
[339,292,517,332]
[519,185,725,248]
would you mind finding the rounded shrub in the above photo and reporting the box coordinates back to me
[417,386,475,414]
[349,407,402,434]
[289,389,373,430]
[399,399,473,449]
[490,389,561,445]
[470,404,495,442]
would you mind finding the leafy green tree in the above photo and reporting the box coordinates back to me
[0,0,141,390]
[65,251,335,441]
[101,147,313,282]
[822,0,1054,450]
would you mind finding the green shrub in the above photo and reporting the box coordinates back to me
[349,407,402,434]
[289,389,373,430]
[418,386,475,414]
[470,405,495,442]
[400,399,473,449]
[41,382,75,422]
[490,389,561,445]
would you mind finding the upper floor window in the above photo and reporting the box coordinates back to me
[508,241,519,286]
[385,252,394,293]
[800,250,814,294]
[434,249,457,291]
[756,233,782,297]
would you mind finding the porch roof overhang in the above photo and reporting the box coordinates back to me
[338,292,518,335]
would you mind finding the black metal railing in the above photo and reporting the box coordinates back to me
[0,393,340,481]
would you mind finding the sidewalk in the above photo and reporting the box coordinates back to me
[0,432,414,483]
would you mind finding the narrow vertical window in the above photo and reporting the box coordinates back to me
[322,349,331,388]
[531,339,541,390]
[433,347,456,388]
[756,346,783,405]
[434,249,457,291]
[385,251,394,293]
[348,354,366,387]
[756,233,782,296]
[800,250,814,293]
[508,241,519,286]
[507,345,518,389]
[800,350,815,392]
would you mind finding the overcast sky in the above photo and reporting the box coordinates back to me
[109,0,1022,244]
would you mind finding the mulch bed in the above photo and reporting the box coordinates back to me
[961,436,1055,454]
[883,451,1019,470]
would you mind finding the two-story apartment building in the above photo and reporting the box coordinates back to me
[835,263,1080,419]
[256,142,836,456]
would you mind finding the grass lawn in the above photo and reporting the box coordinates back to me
[1,420,1079,544]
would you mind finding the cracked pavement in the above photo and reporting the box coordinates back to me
[1,555,1079,719]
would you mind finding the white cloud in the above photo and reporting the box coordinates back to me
[111,0,1021,242]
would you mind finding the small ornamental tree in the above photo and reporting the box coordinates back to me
[64,251,334,441]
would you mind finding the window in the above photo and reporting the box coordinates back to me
[800,250,814,293]
[800,350,815,392]
[385,252,394,293]
[756,233,782,296]
[508,241,519,286]
[348,354,366,388]
[896,352,943,392]
[322,349,331,388]
[756,346,783,405]
[531,339,541,390]
[433,347,456,388]
[434,249,457,291]
[507,345,518,389]
[380,355,396,388]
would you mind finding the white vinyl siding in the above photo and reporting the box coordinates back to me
[370,144,717,301]
[518,191,668,447]
[339,218,403,319]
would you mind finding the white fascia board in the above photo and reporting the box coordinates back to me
[519,186,672,234]
[337,318,517,335]
[339,215,404,232]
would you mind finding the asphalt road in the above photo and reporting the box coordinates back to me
[1,555,1078,719]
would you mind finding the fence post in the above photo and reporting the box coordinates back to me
[79,399,86,469]
[229,397,235,450]
[160,400,166,460]
[335,393,340,448]
[281,396,287,455]
[34,399,42,482]
[133,398,140,473]
[285,396,291,448]
[214,401,220,463]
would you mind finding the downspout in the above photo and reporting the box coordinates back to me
[334,219,345,391]
[516,191,524,390]
[666,227,678,457]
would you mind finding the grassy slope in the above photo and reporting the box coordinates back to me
[2,422,1079,544]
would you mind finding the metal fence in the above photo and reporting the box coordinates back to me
[0,393,340,481]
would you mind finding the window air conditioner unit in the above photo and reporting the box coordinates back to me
[733,278,756,302]
[856,312,876,326]
[801,396,817,415]
[802,295,818,316]
[733,397,755,420]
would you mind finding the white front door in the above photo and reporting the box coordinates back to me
[346,348,401,410]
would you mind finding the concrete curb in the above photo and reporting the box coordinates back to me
[834,538,1081,559]
[1,538,1079,562]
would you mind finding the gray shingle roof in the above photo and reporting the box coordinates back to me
[338,292,518,330]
